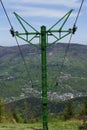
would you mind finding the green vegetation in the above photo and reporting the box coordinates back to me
[0,97,87,130]
[0,43,87,101]
[0,43,87,130]
[4,96,87,124]
[0,98,4,122]
[0,120,82,130]
[63,100,74,120]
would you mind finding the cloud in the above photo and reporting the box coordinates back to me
[14,6,68,17]
[2,0,84,19]
[4,0,80,8]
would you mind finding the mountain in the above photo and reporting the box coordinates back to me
[0,43,87,102]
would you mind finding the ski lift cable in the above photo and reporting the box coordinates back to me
[14,35,34,84]
[0,0,34,87]
[55,0,85,87]
[74,0,85,26]
[0,0,12,28]
[58,0,85,77]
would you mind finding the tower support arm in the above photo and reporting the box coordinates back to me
[48,9,73,31]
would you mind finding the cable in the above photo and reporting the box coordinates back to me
[0,0,34,87]
[58,0,85,76]
[55,0,84,87]
[14,35,33,87]
[74,0,85,26]
[58,34,73,79]
[61,0,84,69]
[0,0,13,28]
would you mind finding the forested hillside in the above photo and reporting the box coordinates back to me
[0,43,87,102]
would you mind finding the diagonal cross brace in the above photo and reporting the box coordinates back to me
[12,10,75,48]
[47,9,73,46]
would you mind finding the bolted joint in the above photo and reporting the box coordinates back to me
[10,27,15,37]
[72,24,77,34]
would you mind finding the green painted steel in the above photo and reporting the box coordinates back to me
[13,10,74,130]
[41,26,48,130]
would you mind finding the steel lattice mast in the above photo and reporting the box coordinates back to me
[10,9,76,130]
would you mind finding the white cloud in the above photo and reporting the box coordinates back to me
[3,0,81,8]
[15,6,68,17]
[10,5,77,18]
[2,0,84,19]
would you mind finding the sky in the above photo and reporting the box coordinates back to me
[0,0,87,46]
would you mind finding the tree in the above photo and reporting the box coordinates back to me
[83,99,87,115]
[80,98,87,116]
[23,101,30,123]
[12,107,24,123]
[63,100,74,120]
[0,98,4,122]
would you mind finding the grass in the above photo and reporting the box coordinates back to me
[49,120,81,130]
[0,120,82,130]
[0,123,42,130]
